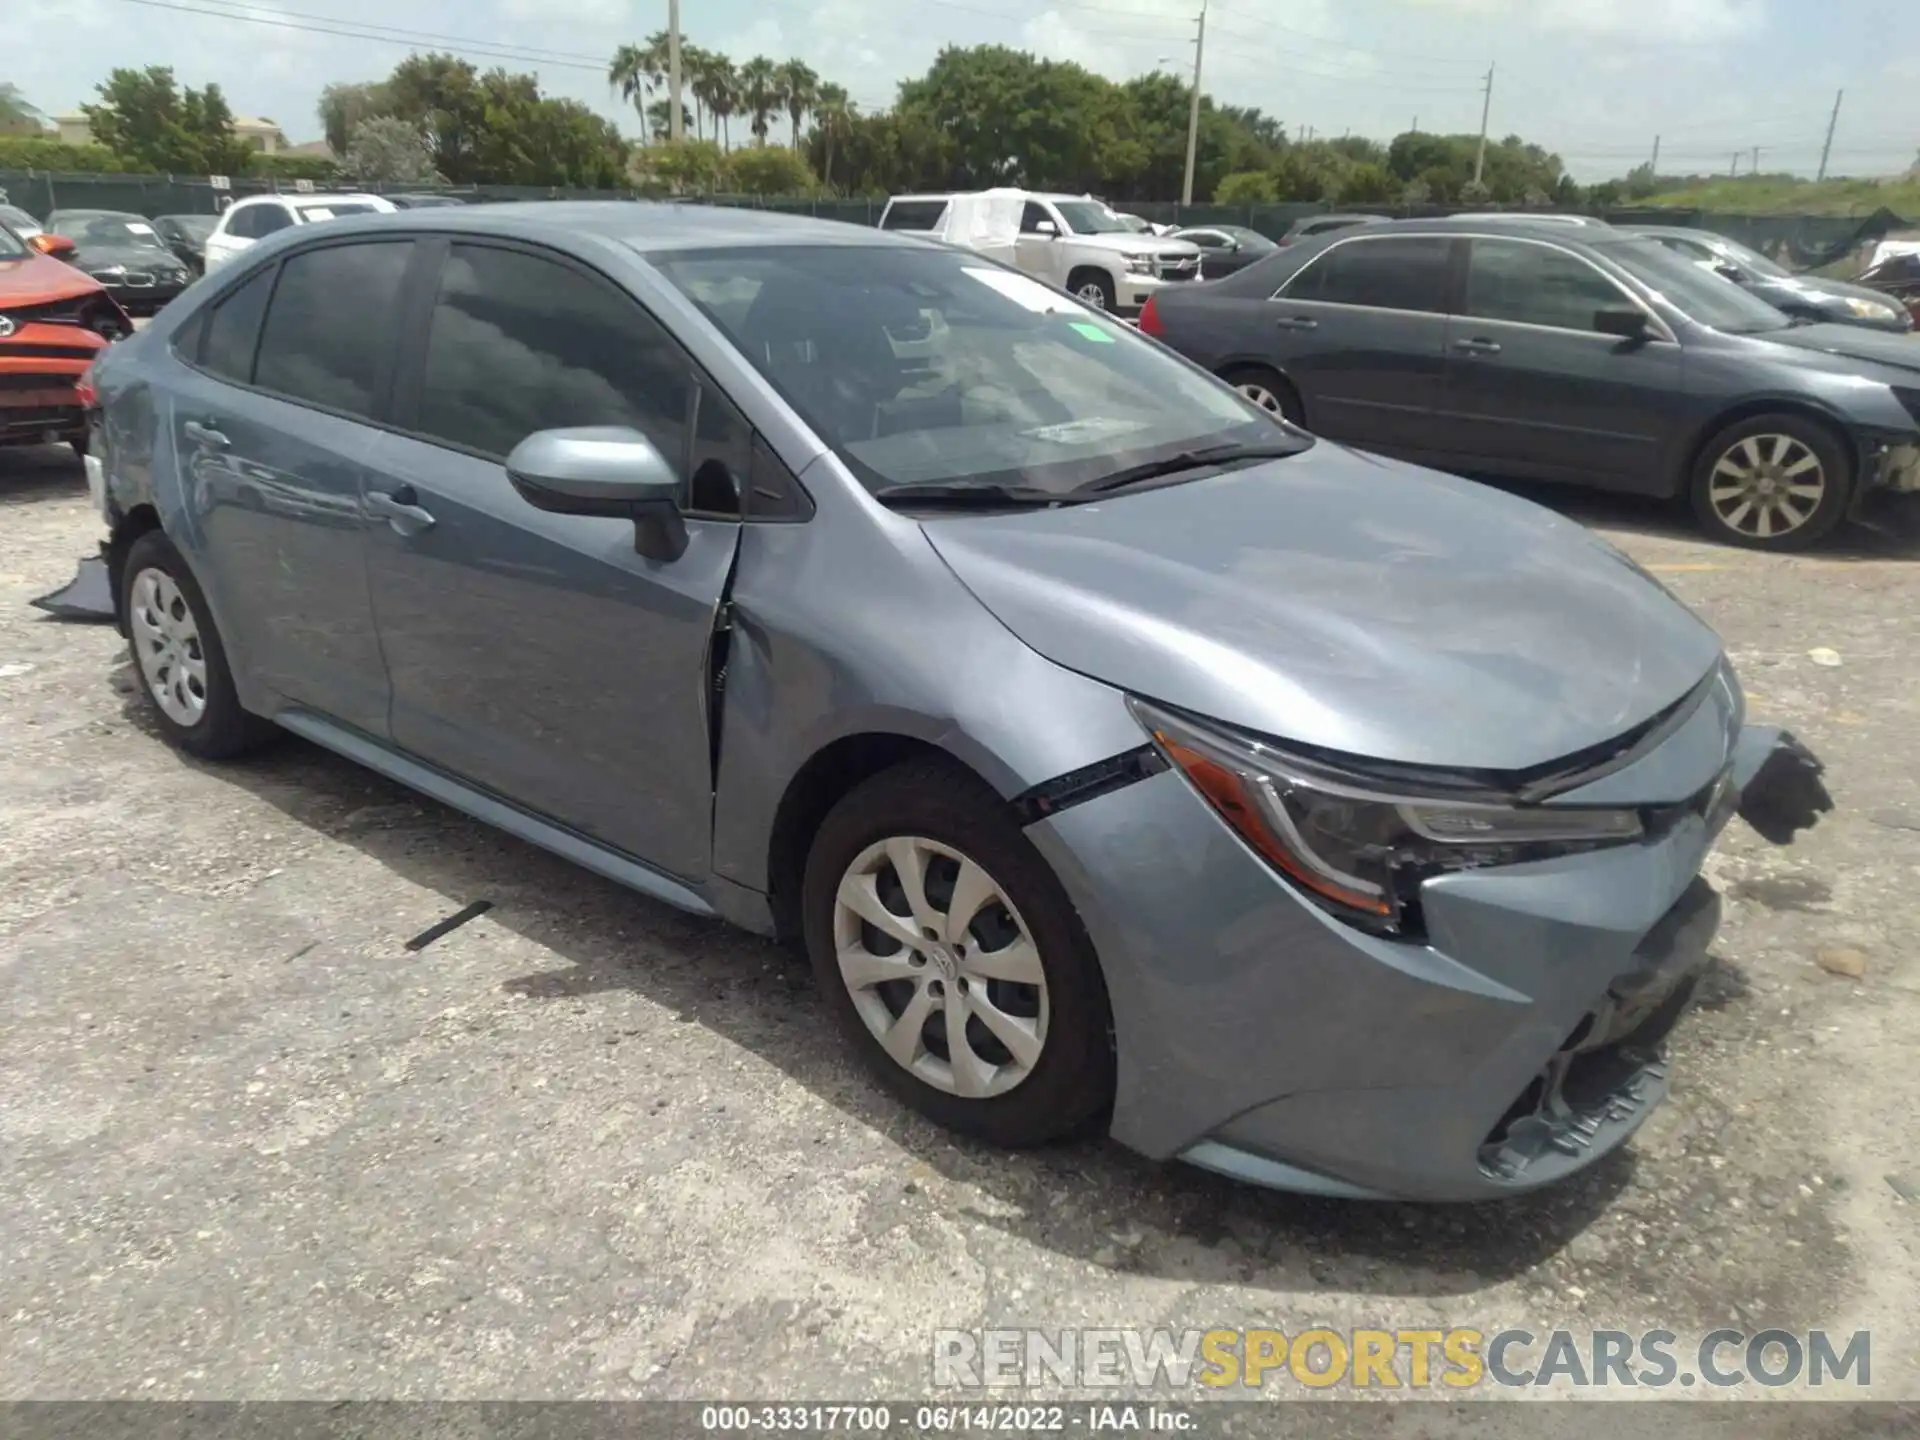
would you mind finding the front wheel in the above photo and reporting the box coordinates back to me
[1067,269,1117,312]
[1689,414,1852,550]
[802,759,1114,1147]
[1221,364,1305,426]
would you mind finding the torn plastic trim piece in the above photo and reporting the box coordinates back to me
[1010,744,1168,826]
[28,553,116,622]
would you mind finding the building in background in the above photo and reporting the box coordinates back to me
[52,112,289,153]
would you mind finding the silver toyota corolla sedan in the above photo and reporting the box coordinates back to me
[82,204,1830,1201]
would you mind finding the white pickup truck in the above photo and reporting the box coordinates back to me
[878,189,1204,316]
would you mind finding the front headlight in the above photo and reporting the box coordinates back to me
[1844,297,1900,321]
[1132,699,1643,936]
[1121,253,1155,274]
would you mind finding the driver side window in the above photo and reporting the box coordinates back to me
[1019,203,1055,235]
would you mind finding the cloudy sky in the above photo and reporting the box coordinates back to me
[4,0,1914,181]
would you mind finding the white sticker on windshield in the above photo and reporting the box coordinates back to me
[963,266,1071,314]
[1024,417,1151,445]
[125,222,157,235]
[303,207,334,221]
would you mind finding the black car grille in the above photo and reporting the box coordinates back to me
[0,373,80,393]
[0,292,126,336]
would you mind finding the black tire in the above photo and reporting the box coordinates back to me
[120,529,276,760]
[802,759,1115,1147]
[1066,268,1117,312]
[1688,412,1852,551]
[1221,364,1306,426]
[69,431,89,460]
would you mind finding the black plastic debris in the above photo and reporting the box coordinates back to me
[1739,732,1834,845]
[29,555,116,623]
[405,900,494,953]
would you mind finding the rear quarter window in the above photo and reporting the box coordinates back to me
[881,201,949,232]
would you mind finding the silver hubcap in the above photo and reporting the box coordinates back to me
[833,836,1048,1098]
[1238,382,1284,415]
[1709,434,1825,540]
[1075,281,1107,309]
[129,567,209,726]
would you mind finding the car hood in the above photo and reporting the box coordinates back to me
[1753,274,1914,325]
[1069,233,1202,258]
[72,241,183,272]
[0,253,109,305]
[1761,320,1920,376]
[921,446,1723,772]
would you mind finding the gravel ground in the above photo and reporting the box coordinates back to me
[2,443,1918,1415]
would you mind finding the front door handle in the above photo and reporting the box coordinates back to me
[366,485,437,536]
[182,419,229,448]
[1452,337,1502,356]
[1274,314,1319,331]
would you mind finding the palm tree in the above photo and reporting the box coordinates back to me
[738,56,782,148]
[608,31,670,140]
[678,45,712,140]
[699,54,740,149]
[777,59,819,152]
[814,82,855,190]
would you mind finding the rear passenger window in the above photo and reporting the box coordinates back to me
[252,205,295,236]
[253,241,411,418]
[197,266,275,383]
[415,243,691,470]
[880,200,948,232]
[1282,235,1450,313]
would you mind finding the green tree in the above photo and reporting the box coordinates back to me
[634,138,729,194]
[778,59,818,150]
[739,56,782,146]
[318,80,394,157]
[812,82,855,190]
[1214,170,1276,203]
[81,67,253,174]
[344,115,441,185]
[609,32,670,138]
[728,144,813,195]
[386,53,490,182]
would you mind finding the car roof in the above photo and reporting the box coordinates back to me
[48,208,142,219]
[1347,215,1620,243]
[305,201,923,254]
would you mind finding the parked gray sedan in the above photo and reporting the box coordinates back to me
[85,204,1829,1201]
[1141,217,1920,549]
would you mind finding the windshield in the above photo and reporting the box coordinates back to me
[1710,235,1788,279]
[1598,237,1792,335]
[166,215,216,240]
[1052,201,1135,236]
[0,224,27,260]
[654,245,1298,498]
[58,214,169,248]
[0,205,42,238]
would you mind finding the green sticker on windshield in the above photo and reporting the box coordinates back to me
[1068,321,1116,343]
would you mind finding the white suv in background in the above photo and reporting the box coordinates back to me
[202,193,399,273]
[879,189,1203,315]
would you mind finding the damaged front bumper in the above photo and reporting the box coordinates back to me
[1024,716,1832,1202]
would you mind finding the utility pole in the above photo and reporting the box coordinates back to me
[1411,116,1418,134]
[1752,144,1762,174]
[1181,0,1207,206]
[1816,88,1844,181]
[1650,134,1660,173]
[1729,151,1740,178]
[667,0,684,143]
[1471,63,1495,186]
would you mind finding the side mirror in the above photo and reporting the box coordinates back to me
[1594,306,1652,341]
[1713,261,1745,283]
[506,426,687,562]
[30,233,78,259]
[1034,220,1058,237]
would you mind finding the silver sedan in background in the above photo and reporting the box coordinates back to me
[87,205,1828,1200]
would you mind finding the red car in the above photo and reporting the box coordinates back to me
[0,221,129,456]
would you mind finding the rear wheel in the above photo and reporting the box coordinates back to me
[121,530,276,760]
[1222,364,1305,426]
[1689,413,1851,550]
[802,760,1114,1147]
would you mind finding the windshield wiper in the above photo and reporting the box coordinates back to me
[1073,441,1306,497]
[875,481,1076,509]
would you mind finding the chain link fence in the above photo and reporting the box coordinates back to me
[3,170,1907,267]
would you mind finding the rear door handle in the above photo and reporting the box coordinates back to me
[1452,337,1502,356]
[1274,314,1319,331]
[366,484,436,535]
[182,419,229,448]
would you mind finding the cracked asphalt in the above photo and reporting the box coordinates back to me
[3,443,1919,1415]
